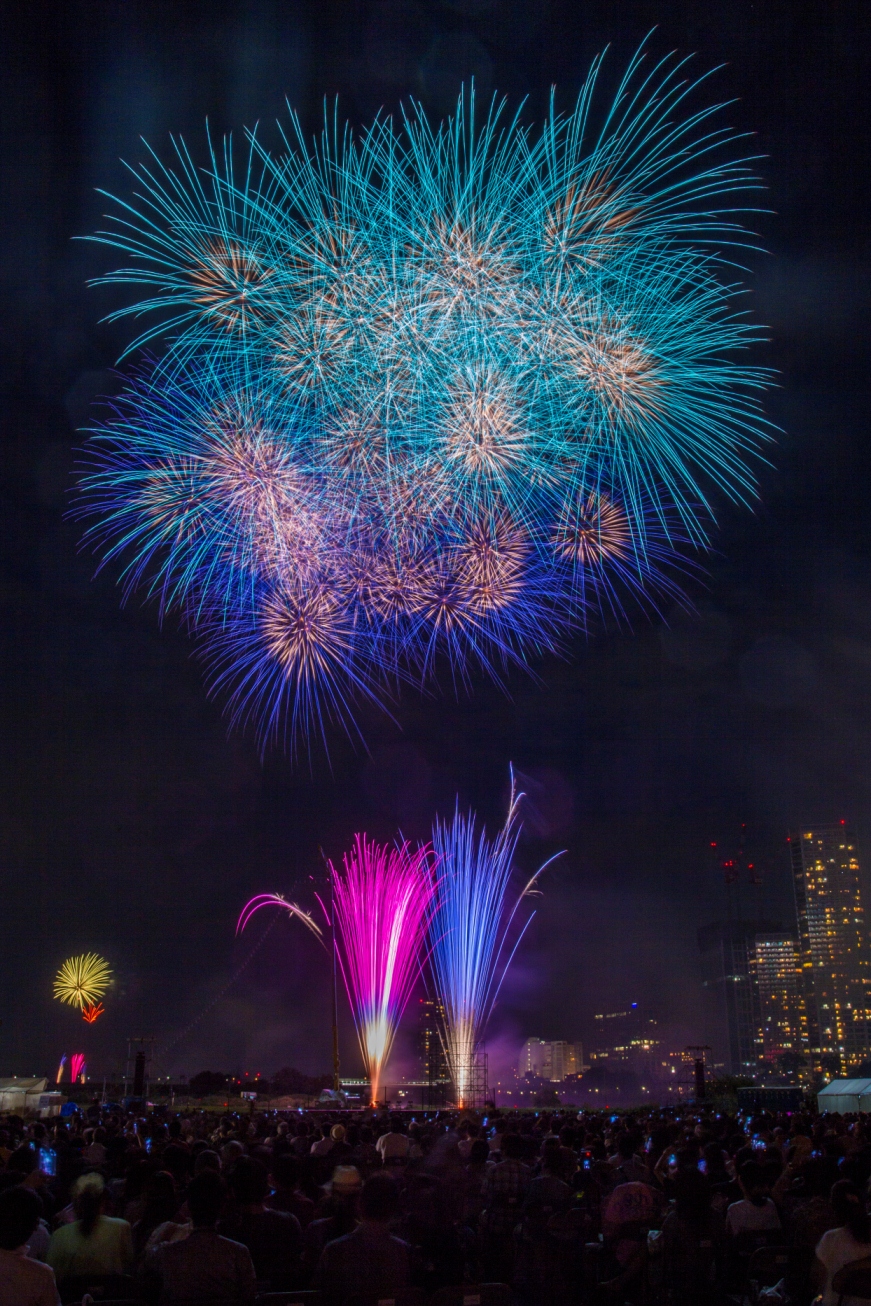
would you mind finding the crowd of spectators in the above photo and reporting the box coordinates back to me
[1,1100,871,1304]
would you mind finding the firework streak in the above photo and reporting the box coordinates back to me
[429,776,560,1106]
[327,837,435,1105]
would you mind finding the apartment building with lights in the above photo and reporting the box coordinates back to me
[791,824,871,1070]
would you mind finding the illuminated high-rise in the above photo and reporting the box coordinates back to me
[790,824,871,1069]
[699,920,784,1075]
[754,934,803,1065]
[417,997,448,1083]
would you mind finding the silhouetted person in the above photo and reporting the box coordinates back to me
[0,1185,60,1306]
[218,1156,301,1288]
[313,1172,411,1306]
[149,1169,256,1305]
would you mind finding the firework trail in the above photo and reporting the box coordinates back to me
[327,836,435,1106]
[70,1054,86,1084]
[236,894,324,942]
[54,954,112,1011]
[429,774,560,1107]
[77,42,772,751]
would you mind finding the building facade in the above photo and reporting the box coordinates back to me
[589,1004,660,1067]
[754,933,803,1065]
[417,997,449,1083]
[698,920,780,1076]
[520,1038,583,1082]
[791,824,871,1069]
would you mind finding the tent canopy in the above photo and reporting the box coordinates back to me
[818,1078,871,1112]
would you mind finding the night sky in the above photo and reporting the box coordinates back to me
[2,0,870,1083]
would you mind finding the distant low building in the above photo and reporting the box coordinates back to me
[520,1038,583,1082]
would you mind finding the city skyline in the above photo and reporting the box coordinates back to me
[697,821,871,1085]
[3,0,869,1083]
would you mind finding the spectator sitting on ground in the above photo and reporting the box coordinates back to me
[327,1123,352,1164]
[149,1169,256,1305]
[609,1131,652,1188]
[313,1172,411,1306]
[221,1139,244,1171]
[479,1131,531,1280]
[376,1116,411,1166]
[82,1127,108,1167]
[661,1167,724,1306]
[0,1185,60,1306]
[264,1153,315,1228]
[310,1126,336,1158]
[725,1161,782,1239]
[132,1171,178,1259]
[522,1140,572,1233]
[813,1179,871,1306]
[302,1165,362,1281]
[218,1155,302,1288]
[46,1172,133,1285]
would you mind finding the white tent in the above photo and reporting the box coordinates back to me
[0,1077,48,1114]
[817,1078,871,1113]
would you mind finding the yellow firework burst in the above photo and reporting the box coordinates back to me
[53,953,112,1010]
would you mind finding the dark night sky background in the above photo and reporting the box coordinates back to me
[1,0,870,1084]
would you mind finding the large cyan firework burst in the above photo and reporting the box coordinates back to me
[78,44,772,750]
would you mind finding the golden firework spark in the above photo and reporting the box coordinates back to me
[53,953,112,1011]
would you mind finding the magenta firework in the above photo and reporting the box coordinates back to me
[328,836,435,1106]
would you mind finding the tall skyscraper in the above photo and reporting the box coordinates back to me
[698,920,779,1075]
[790,824,871,1069]
[754,934,803,1065]
[417,997,448,1082]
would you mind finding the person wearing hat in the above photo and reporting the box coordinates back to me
[313,1173,411,1306]
[328,1125,352,1165]
[302,1167,362,1282]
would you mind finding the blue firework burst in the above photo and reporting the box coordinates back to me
[77,42,773,751]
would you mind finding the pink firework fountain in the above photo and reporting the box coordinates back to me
[327,836,435,1107]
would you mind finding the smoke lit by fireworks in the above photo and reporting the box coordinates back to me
[429,774,559,1106]
[78,43,772,750]
[54,954,112,1011]
[328,836,435,1105]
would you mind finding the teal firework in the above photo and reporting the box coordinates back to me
[77,43,772,751]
